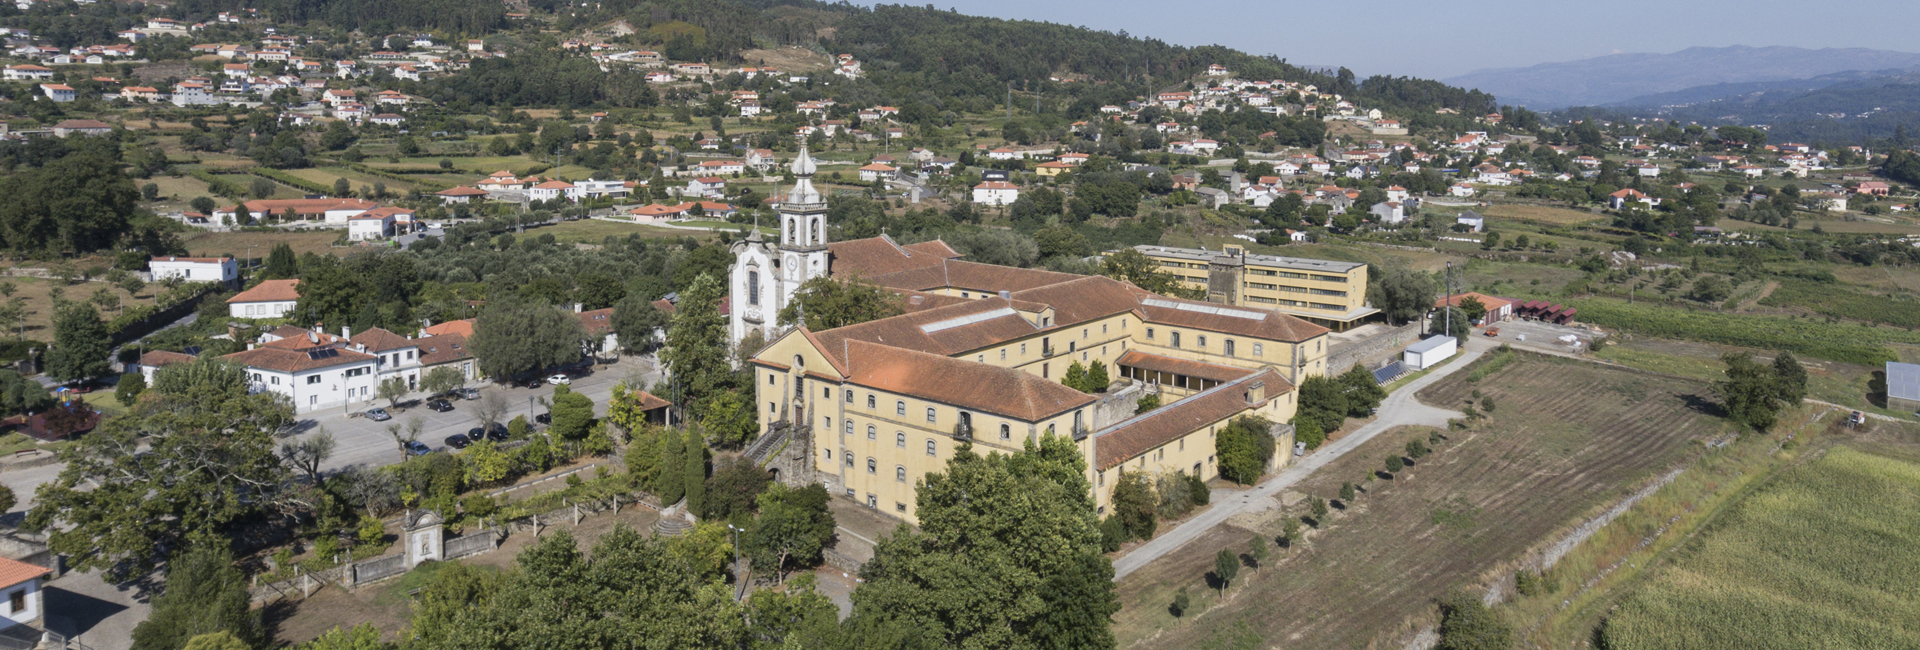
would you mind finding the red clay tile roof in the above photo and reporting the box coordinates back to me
[826,236,954,279]
[577,308,614,335]
[633,390,670,411]
[840,340,1094,422]
[418,333,472,366]
[1093,369,1292,470]
[812,298,1040,359]
[261,328,345,350]
[227,279,300,304]
[649,299,675,315]
[1133,293,1330,343]
[221,343,375,374]
[1434,292,1512,311]
[423,319,475,338]
[1114,350,1256,384]
[901,240,962,259]
[0,556,49,590]
[349,327,415,352]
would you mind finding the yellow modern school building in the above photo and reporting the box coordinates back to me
[1133,244,1379,331]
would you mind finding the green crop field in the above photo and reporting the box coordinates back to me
[1601,447,1920,649]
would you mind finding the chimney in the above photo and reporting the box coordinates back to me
[909,295,924,306]
[247,343,255,350]
[998,290,1011,300]
[342,326,351,340]
[1245,380,1266,405]
[574,303,584,313]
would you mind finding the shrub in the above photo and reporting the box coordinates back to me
[1216,416,1276,484]
[462,494,497,519]
[1385,454,1405,473]
[1099,515,1126,553]
[1339,482,1356,502]
[1171,588,1190,617]
[1436,591,1512,650]
[1186,473,1209,506]
[1111,471,1157,541]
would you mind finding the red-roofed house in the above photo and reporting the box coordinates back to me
[0,556,51,639]
[227,279,300,319]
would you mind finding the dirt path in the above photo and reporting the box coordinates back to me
[1110,338,1493,580]
[1735,280,1780,311]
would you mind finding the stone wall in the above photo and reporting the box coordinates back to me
[1328,322,1421,376]
[444,531,499,560]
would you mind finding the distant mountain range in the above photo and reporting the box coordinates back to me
[1445,45,1920,109]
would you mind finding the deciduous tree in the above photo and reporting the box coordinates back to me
[129,544,262,650]
[469,293,587,380]
[776,276,903,330]
[47,302,110,382]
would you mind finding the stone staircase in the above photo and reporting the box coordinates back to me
[650,503,693,537]
[743,423,798,466]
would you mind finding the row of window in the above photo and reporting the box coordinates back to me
[1251,268,1349,284]
[1247,283,1347,298]
[1144,328,1266,357]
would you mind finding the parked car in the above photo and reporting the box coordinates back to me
[546,374,572,386]
[522,377,545,389]
[426,399,455,412]
[454,387,481,400]
[404,440,432,456]
[445,433,473,449]
[485,422,509,442]
[365,408,393,421]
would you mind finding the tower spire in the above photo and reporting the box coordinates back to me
[786,133,822,206]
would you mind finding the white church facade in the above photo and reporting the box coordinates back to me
[730,145,833,345]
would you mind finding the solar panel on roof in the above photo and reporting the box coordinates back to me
[306,348,338,360]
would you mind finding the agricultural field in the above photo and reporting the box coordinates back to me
[1594,335,1917,419]
[0,275,157,341]
[528,219,715,244]
[1481,204,1607,225]
[1113,353,1729,649]
[1598,446,1920,649]
[284,167,422,194]
[144,174,214,204]
[180,230,345,259]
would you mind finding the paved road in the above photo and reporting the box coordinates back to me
[1111,338,1494,580]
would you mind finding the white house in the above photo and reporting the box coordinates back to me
[222,332,382,413]
[0,556,50,640]
[347,212,394,241]
[39,84,74,102]
[148,256,237,284]
[858,163,897,182]
[1455,212,1485,232]
[2,65,52,81]
[1449,183,1476,198]
[575,179,631,199]
[434,186,488,204]
[528,180,580,203]
[227,279,300,319]
[1369,201,1405,224]
[973,181,1019,206]
[684,177,726,199]
[135,349,198,385]
[350,327,423,391]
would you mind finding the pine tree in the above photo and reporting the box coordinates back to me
[1085,360,1110,392]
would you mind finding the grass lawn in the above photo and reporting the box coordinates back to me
[1480,204,1605,225]
[180,230,344,260]
[0,276,157,342]
[1600,447,1920,649]
[146,174,215,204]
[285,167,419,194]
[531,219,714,243]
[0,430,65,456]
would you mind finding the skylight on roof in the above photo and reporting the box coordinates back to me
[920,307,1019,333]
[1141,298,1266,321]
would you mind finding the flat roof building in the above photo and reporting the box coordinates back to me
[1131,244,1378,330]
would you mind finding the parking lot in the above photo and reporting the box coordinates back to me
[294,355,662,476]
[1478,318,1605,355]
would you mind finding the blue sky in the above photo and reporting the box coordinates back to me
[882,0,1920,79]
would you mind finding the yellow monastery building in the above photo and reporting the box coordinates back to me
[734,145,1338,522]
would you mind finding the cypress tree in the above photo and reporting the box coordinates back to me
[684,432,707,515]
[656,428,684,505]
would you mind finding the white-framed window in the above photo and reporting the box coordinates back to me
[867,394,876,408]
[867,425,877,440]
[1253,342,1264,356]
[896,400,906,416]
[1000,423,1011,439]
[926,440,936,456]
[306,375,321,385]
[866,458,876,473]
[896,431,906,447]
[896,466,906,482]
[844,420,854,435]
[925,407,936,423]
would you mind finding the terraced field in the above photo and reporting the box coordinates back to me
[1114,354,1729,649]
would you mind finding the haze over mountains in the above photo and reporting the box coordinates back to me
[1446,45,1920,108]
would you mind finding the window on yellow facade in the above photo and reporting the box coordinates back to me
[1000,349,1007,361]
[1253,342,1264,356]
[1197,335,1207,349]
[1147,327,1155,339]
[845,453,854,468]
[844,389,853,403]
[866,425,875,440]
[867,394,876,408]
[1000,423,1011,439]
[1225,339,1235,356]
[895,400,905,415]
[896,466,906,482]
[925,407,936,423]
[844,420,853,435]
[1170,331,1181,348]
[896,431,905,447]
[866,458,876,473]
[926,440,936,456]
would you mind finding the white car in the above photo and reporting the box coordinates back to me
[546,374,571,385]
